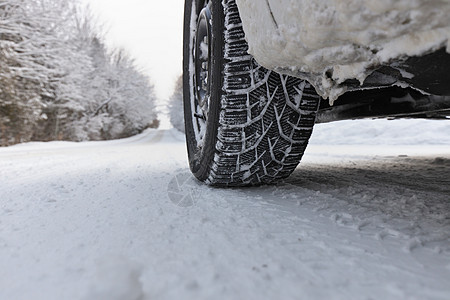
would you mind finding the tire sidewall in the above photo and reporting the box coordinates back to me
[183,0,225,182]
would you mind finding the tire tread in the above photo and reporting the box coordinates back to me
[204,0,321,186]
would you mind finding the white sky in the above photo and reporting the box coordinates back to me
[82,0,184,111]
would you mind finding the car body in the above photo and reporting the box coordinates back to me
[236,0,450,104]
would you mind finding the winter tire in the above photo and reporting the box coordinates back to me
[183,0,321,186]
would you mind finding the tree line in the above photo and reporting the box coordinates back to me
[0,0,158,146]
[169,76,184,133]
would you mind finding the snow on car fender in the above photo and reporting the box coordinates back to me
[235,0,450,101]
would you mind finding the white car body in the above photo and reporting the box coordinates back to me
[235,0,450,102]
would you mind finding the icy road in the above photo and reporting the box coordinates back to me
[1,120,450,300]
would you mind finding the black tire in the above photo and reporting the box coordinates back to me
[183,0,321,186]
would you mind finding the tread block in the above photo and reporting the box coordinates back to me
[205,0,321,186]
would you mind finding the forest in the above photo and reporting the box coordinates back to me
[0,0,159,146]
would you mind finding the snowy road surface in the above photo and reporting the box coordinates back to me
[1,120,450,300]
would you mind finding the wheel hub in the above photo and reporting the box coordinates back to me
[192,1,212,147]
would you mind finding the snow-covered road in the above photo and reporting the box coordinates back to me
[1,120,450,300]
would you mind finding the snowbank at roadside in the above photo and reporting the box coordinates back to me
[310,119,450,145]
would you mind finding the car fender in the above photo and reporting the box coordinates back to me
[235,0,450,103]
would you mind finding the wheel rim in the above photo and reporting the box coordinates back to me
[192,0,212,148]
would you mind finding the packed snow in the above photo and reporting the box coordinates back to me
[1,119,450,300]
[236,0,450,101]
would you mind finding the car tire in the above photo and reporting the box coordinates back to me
[183,0,321,186]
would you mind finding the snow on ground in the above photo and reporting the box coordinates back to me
[1,119,450,300]
[311,118,450,145]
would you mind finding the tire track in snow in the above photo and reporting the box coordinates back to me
[176,177,450,300]
[285,153,450,253]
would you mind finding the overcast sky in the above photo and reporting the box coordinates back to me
[82,0,184,105]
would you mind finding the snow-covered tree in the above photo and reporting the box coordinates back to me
[169,76,184,133]
[0,0,159,145]
[0,0,48,144]
[28,0,95,141]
